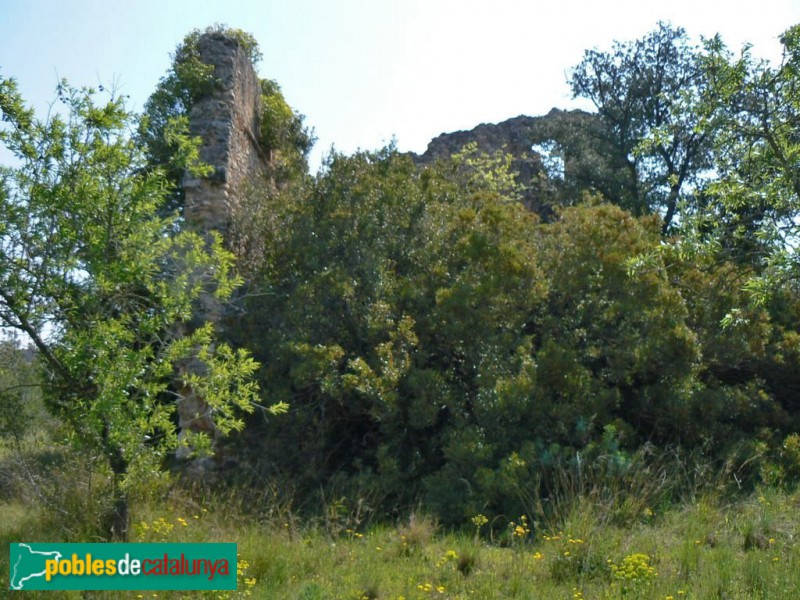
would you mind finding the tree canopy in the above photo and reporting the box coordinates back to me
[569,22,713,232]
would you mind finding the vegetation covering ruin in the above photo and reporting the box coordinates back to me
[3,20,800,598]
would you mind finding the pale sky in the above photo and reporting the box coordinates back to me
[1,0,799,171]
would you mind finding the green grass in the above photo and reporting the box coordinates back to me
[3,432,800,599]
[3,485,800,599]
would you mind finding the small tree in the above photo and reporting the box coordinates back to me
[0,76,262,539]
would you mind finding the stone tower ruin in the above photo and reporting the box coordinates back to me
[177,32,269,467]
[183,31,269,234]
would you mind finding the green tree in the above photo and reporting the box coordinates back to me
[570,22,713,232]
[665,247,798,446]
[535,204,700,444]
[693,24,800,294]
[0,76,262,539]
[634,25,800,459]
[232,143,714,523]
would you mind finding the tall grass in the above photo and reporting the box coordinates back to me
[4,435,800,599]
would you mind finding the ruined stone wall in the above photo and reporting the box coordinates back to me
[412,114,547,210]
[415,115,540,163]
[183,32,268,234]
[411,109,593,214]
[177,32,269,470]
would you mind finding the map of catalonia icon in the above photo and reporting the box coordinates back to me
[10,543,63,590]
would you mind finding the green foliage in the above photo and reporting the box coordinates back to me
[530,109,634,212]
[619,23,800,457]
[0,337,40,446]
[232,146,548,521]
[231,141,739,524]
[686,24,800,300]
[570,22,713,232]
[536,204,699,443]
[661,247,800,444]
[441,141,524,201]
[259,79,315,179]
[65,21,800,531]
[6,19,800,542]
[138,27,223,212]
[0,77,261,537]
[753,434,800,488]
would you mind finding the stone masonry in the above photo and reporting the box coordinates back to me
[410,109,592,213]
[184,32,268,235]
[178,32,269,467]
[411,115,547,210]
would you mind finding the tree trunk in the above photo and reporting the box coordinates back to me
[103,421,129,541]
[110,483,129,541]
[662,182,682,235]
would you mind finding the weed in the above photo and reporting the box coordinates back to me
[397,512,436,553]
[456,547,478,576]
